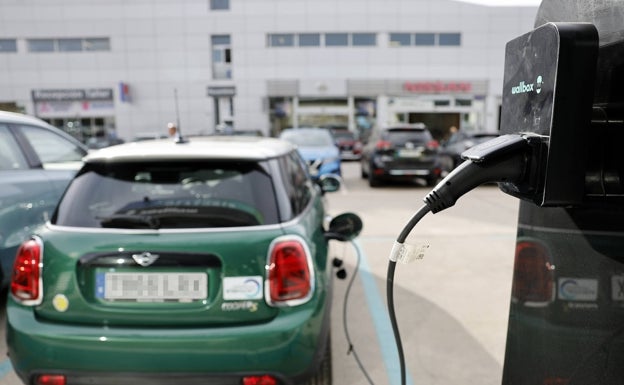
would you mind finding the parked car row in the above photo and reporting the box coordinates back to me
[359,123,500,187]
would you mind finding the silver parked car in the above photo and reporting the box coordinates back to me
[0,110,88,287]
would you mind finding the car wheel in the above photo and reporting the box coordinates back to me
[301,334,332,385]
[368,171,381,187]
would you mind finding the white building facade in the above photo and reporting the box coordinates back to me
[0,0,538,143]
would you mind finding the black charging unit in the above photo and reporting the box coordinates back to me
[497,22,598,206]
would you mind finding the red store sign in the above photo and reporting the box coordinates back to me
[403,81,472,93]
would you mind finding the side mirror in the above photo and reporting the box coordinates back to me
[325,212,363,241]
[318,174,341,194]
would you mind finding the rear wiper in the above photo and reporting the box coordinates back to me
[98,214,160,229]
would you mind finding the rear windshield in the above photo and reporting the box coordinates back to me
[383,129,432,145]
[53,160,279,229]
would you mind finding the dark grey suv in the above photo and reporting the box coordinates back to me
[0,110,88,287]
[360,123,442,187]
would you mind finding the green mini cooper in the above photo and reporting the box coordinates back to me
[6,135,361,385]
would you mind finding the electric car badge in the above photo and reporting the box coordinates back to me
[132,252,160,267]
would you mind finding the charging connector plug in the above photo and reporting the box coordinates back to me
[425,134,531,213]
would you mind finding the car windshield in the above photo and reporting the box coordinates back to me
[383,128,431,145]
[281,130,334,147]
[53,160,279,229]
[332,130,356,141]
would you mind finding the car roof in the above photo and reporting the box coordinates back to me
[0,110,89,150]
[384,123,427,131]
[0,110,52,126]
[84,135,296,163]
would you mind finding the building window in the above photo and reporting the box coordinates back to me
[268,34,294,47]
[27,37,110,52]
[298,33,320,47]
[352,33,376,46]
[210,0,229,10]
[85,38,111,51]
[325,33,348,46]
[414,33,436,46]
[58,38,83,52]
[212,35,232,79]
[389,33,411,47]
[439,33,461,46]
[0,39,17,53]
[28,39,55,52]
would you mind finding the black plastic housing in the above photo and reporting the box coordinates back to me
[498,22,598,206]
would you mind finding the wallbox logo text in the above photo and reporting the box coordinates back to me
[511,76,544,95]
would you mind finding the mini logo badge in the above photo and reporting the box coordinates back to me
[132,252,160,267]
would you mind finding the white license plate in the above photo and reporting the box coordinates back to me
[96,272,208,301]
[397,149,423,158]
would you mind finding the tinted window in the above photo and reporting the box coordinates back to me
[414,33,435,46]
[277,152,313,217]
[54,161,279,228]
[298,33,321,47]
[439,33,461,46]
[0,39,17,53]
[325,33,349,46]
[352,33,376,46]
[84,38,110,51]
[269,34,294,47]
[280,129,334,146]
[58,38,82,52]
[18,125,86,166]
[210,0,229,10]
[390,33,411,46]
[28,39,55,52]
[0,125,28,170]
[383,129,432,145]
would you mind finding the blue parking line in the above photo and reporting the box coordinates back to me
[0,358,12,379]
[354,239,414,385]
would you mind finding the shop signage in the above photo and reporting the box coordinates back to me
[207,86,236,97]
[32,88,114,102]
[402,81,472,93]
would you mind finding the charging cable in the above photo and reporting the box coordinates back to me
[387,134,532,385]
[340,240,377,385]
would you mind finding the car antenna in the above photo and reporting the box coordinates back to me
[173,88,187,143]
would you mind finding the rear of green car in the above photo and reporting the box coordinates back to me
[6,137,341,385]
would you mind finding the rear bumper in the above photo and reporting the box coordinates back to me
[7,290,331,385]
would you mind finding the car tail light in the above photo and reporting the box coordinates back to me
[11,237,44,305]
[35,374,66,385]
[426,139,440,149]
[543,377,570,385]
[242,374,278,385]
[511,240,554,305]
[375,140,393,150]
[266,236,314,306]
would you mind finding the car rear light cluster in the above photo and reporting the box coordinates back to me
[375,140,393,150]
[511,240,555,306]
[11,237,44,306]
[266,235,314,307]
[35,374,66,385]
[426,139,440,150]
[242,374,278,385]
